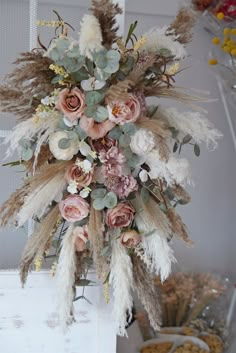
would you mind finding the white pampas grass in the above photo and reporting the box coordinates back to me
[16,172,65,227]
[79,15,104,60]
[146,149,191,186]
[142,26,187,59]
[56,224,76,327]
[134,198,176,282]
[110,237,134,336]
[157,107,223,149]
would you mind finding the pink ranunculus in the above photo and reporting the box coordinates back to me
[65,161,94,189]
[90,136,117,153]
[73,226,89,252]
[56,87,85,122]
[107,94,141,125]
[120,230,141,248]
[105,174,138,198]
[99,146,126,176]
[79,115,115,140]
[105,202,135,229]
[59,195,89,222]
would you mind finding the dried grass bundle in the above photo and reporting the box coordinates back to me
[25,145,54,173]
[136,118,171,140]
[168,7,197,44]
[20,205,61,286]
[0,51,55,120]
[166,207,193,245]
[132,253,162,331]
[128,53,157,85]
[171,184,191,204]
[105,79,135,104]
[90,0,122,47]
[0,182,30,227]
[88,207,108,278]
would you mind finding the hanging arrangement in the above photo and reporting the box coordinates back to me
[0,0,222,335]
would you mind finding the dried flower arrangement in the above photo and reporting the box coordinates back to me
[193,0,236,20]
[0,0,222,335]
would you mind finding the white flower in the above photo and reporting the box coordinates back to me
[81,77,106,91]
[79,187,91,198]
[130,129,156,155]
[67,180,78,194]
[139,169,148,182]
[49,131,79,160]
[41,96,50,105]
[79,141,97,159]
[79,14,104,60]
[63,116,78,127]
[75,159,92,173]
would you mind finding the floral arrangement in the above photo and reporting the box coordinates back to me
[193,0,236,20]
[0,0,222,335]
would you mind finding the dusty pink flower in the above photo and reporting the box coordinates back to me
[99,146,126,176]
[105,202,135,228]
[56,87,85,122]
[120,230,141,248]
[73,226,88,252]
[79,115,115,139]
[59,195,89,222]
[105,174,138,198]
[90,136,117,153]
[65,160,94,189]
[107,94,141,125]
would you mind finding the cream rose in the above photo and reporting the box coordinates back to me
[73,226,88,252]
[120,230,141,248]
[107,94,141,125]
[49,131,79,160]
[105,202,135,228]
[56,87,85,122]
[59,195,89,222]
[130,128,155,155]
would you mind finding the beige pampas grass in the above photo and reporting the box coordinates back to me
[20,205,61,286]
[136,118,171,140]
[166,207,193,245]
[132,253,162,331]
[105,79,135,104]
[56,223,77,326]
[168,7,197,44]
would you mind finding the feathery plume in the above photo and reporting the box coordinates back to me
[79,15,104,60]
[168,7,197,44]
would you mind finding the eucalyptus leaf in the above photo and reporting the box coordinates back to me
[58,138,71,149]
[94,68,111,81]
[70,68,90,81]
[119,134,131,147]
[108,126,123,140]
[84,105,97,117]
[140,187,150,203]
[91,188,107,199]
[159,48,172,57]
[194,143,200,157]
[51,75,64,84]
[74,125,88,140]
[86,58,94,76]
[67,131,79,141]
[94,106,108,122]
[121,123,137,136]
[58,119,72,130]
[74,217,89,227]
[21,148,33,161]
[182,134,192,144]
[104,192,117,209]
[19,138,31,149]
[127,153,140,168]
[94,50,108,69]
[93,198,105,210]
[173,141,179,153]
[85,91,103,106]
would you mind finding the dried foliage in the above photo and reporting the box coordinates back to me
[132,253,162,331]
[166,207,193,245]
[20,205,61,286]
[90,0,123,47]
[168,7,197,44]
[136,118,171,140]
[171,184,191,204]
[0,182,30,227]
[25,145,54,173]
[105,79,135,104]
[0,51,55,120]
[128,53,157,85]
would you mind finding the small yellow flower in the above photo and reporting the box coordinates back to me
[34,257,43,272]
[223,46,231,53]
[216,12,224,20]
[224,28,231,36]
[50,261,57,277]
[208,58,218,65]
[212,37,220,45]
[166,63,180,75]
[103,281,110,304]
[231,48,236,56]
[231,28,236,36]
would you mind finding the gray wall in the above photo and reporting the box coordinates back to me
[0,0,235,280]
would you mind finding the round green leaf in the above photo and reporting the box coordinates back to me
[58,138,71,149]
[21,148,33,161]
[93,198,105,211]
[104,192,117,209]
[194,143,200,157]
[85,91,103,106]
[108,126,123,140]
[119,134,131,147]
[94,106,109,122]
[91,188,107,199]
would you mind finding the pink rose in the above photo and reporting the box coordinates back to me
[105,174,138,198]
[59,195,89,222]
[107,94,141,125]
[105,202,135,228]
[65,160,94,189]
[120,230,141,248]
[99,146,126,176]
[57,88,85,122]
[79,115,115,140]
[73,226,88,252]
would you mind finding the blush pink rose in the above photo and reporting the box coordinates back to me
[105,202,135,228]
[107,94,141,125]
[99,146,126,176]
[79,115,115,140]
[120,230,141,248]
[105,174,138,198]
[59,195,89,222]
[57,88,85,122]
[73,226,88,252]
[65,161,94,189]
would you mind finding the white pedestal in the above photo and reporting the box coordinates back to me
[0,271,116,353]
